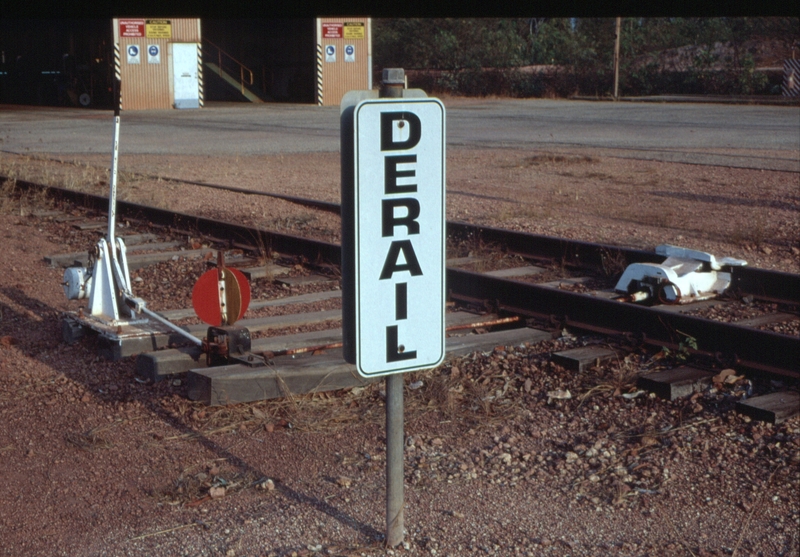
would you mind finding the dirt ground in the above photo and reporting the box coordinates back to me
[0,136,798,557]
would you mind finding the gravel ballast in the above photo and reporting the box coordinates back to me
[0,100,798,557]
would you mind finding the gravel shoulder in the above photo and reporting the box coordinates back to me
[0,136,798,557]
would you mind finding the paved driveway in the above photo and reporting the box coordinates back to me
[1,99,797,171]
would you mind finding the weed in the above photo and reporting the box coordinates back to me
[523,153,597,166]
[273,213,317,232]
[727,215,770,249]
[490,202,544,224]
[598,248,629,279]
[0,177,19,214]
[658,331,698,364]
[580,352,643,406]
[446,230,498,260]
[584,171,615,181]
[251,232,274,267]
[617,208,673,229]
[408,368,464,419]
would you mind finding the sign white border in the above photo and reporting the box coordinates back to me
[352,98,446,377]
[126,45,140,64]
[325,45,336,63]
[147,44,160,64]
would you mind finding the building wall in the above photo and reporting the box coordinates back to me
[316,17,372,106]
[112,18,201,110]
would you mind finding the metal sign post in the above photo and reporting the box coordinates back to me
[341,69,445,548]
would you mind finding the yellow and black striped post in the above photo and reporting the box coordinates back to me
[113,43,122,110]
[316,42,324,106]
[782,59,800,98]
[197,42,204,107]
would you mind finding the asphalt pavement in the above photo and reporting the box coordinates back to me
[1,98,797,171]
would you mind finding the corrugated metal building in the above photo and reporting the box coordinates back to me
[316,17,372,106]
[112,18,203,110]
[18,18,372,111]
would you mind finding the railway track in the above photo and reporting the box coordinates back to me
[6,176,798,423]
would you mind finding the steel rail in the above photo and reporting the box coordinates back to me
[7,172,800,306]
[10,178,800,306]
[15,177,800,306]
[447,268,799,380]
[7,177,800,379]
[447,221,800,306]
[9,179,341,265]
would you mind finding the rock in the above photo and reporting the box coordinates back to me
[565,451,579,463]
[209,486,226,498]
[547,389,572,402]
[336,476,352,488]
[257,478,275,491]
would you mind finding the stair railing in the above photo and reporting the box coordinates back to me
[202,38,255,96]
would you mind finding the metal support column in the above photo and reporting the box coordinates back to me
[382,67,406,548]
[385,372,404,547]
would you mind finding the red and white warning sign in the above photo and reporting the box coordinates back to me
[119,19,145,38]
[322,23,343,38]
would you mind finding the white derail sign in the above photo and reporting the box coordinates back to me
[342,98,446,378]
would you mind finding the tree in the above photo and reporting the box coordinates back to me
[528,18,594,66]
[373,18,527,71]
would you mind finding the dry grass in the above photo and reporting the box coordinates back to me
[65,428,114,451]
[578,352,644,407]
[727,214,771,249]
[598,247,630,279]
[0,175,53,216]
[522,153,597,166]
[616,207,675,229]
[154,383,385,443]
[64,418,143,451]
[0,177,18,214]
[489,200,549,224]
[445,233,512,270]
[151,348,539,447]
[156,461,262,507]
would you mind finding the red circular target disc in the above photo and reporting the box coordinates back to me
[192,267,251,326]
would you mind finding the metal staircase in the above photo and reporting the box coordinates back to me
[201,39,271,103]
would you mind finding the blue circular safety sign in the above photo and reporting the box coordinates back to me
[326,45,335,56]
[148,45,159,56]
[128,45,139,56]
[345,45,354,55]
